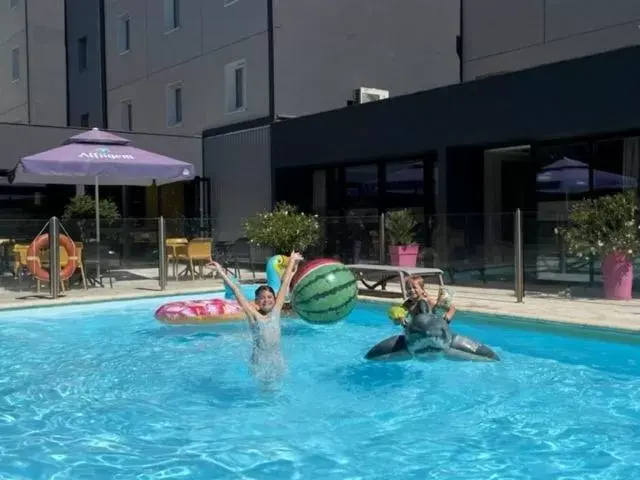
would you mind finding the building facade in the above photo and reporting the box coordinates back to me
[4,0,640,258]
[271,45,640,287]
[200,0,461,239]
[65,0,107,129]
[0,0,67,125]
[101,0,461,135]
[0,0,203,222]
[462,0,640,80]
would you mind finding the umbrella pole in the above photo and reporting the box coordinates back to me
[95,176,101,284]
[560,190,568,274]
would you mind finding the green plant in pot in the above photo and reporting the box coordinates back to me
[62,195,121,243]
[556,189,639,300]
[385,209,419,267]
[244,202,321,254]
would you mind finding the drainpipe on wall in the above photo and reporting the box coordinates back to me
[267,0,275,122]
[64,0,71,126]
[99,0,108,128]
[458,0,464,83]
[267,0,276,206]
[24,0,32,122]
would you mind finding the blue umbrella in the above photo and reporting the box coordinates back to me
[537,157,637,194]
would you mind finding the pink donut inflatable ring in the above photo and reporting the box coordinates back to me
[154,298,245,325]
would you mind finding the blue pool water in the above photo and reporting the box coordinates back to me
[0,295,639,479]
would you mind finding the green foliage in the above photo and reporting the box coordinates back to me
[385,209,417,245]
[62,195,121,225]
[244,202,320,253]
[556,190,640,260]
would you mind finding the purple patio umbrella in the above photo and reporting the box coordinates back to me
[10,128,194,186]
[9,128,195,279]
[536,157,637,194]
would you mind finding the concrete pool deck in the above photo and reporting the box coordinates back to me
[0,270,639,334]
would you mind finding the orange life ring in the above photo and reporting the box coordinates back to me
[26,234,78,282]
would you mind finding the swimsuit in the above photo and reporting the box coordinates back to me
[249,311,285,384]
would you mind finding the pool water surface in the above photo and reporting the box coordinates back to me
[0,294,639,479]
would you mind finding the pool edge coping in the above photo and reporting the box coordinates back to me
[0,286,226,313]
[357,296,640,336]
[0,287,638,337]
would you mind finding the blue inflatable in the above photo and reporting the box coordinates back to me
[224,255,289,300]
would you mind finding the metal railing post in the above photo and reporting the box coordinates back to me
[158,216,167,290]
[379,212,386,264]
[48,216,60,299]
[514,208,524,303]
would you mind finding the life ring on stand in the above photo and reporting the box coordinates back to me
[26,234,78,282]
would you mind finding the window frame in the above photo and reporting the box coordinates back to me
[166,82,184,127]
[120,99,133,131]
[117,13,131,54]
[11,47,20,82]
[77,36,88,72]
[164,0,180,32]
[224,59,247,114]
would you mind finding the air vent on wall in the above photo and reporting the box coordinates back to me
[353,87,390,104]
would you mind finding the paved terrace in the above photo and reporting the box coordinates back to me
[0,268,639,334]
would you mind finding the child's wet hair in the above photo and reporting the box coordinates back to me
[254,285,276,298]
[405,275,425,288]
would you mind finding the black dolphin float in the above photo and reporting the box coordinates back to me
[365,300,499,362]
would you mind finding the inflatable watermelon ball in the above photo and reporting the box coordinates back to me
[290,259,358,324]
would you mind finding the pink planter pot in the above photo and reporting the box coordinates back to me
[389,244,419,267]
[602,251,633,300]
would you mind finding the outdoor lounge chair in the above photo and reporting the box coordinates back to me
[347,264,445,299]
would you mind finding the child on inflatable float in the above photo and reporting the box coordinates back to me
[366,275,500,362]
[209,251,304,383]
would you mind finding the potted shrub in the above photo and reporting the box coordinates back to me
[62,195,121,242]
[244,202,321,254]
[556,189,639,300]
[385,209,419,267]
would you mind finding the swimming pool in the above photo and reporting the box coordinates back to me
[0,294,639,479]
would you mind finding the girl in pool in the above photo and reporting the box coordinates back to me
[209,251,303,385]
[398,275,456,326]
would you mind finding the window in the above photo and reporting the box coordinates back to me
[77,36,88,71]
[164,0,180,31]
[121,100,133,131]
[80,113,89,127]
[117,14,130,54]
[10,0,18,9]
[11,47,19,81]
[224,59,246,113]
[166,83,183,126]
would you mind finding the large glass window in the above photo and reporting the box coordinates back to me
[383,160,430,257]
[384,160,424,209]
[593,137,638,198]
[0,181,75,239]
[273,167,313,212]
[534,142,592,283]
[344,164,378,215]
[533,138,639,285]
